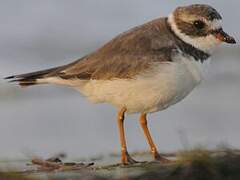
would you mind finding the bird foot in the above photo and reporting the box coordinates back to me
[122,151,138,165]
[153,153,173,164]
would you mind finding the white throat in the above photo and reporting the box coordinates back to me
[168,13,221,53]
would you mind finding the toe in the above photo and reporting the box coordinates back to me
[154,153,173,164]
[122,152,138,165]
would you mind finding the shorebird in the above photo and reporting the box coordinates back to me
[5,4,236,165]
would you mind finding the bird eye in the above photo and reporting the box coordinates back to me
[193,20,205,30]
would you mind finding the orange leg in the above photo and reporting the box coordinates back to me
[139,114,169,162]
[117,108,137,165]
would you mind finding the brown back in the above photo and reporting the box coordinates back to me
[47,18,177,80]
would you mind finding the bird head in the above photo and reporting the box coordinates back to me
[168,4,236,53]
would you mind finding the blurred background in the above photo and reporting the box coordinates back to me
[0,0,239,160]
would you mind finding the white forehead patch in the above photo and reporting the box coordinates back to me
[168,13,222,53]
[208,19,222,30]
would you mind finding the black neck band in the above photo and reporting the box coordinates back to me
[166,18,210,63]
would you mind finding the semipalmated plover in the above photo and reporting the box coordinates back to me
[5,4,236,164]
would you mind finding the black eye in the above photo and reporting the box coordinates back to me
[193,20,205,30]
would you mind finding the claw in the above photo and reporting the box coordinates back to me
[154,153,173,164]
[122,151,138,165]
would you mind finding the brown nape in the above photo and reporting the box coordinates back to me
[173,4,222,37]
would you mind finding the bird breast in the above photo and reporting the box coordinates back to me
[78,54,210,113]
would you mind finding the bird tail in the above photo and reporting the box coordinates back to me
[4,66,63,87]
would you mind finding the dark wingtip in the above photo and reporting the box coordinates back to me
[4,77,37,87]
[4,75,15,80]
[7,79,19,83]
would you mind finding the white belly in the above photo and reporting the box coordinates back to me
[78,55,210,113]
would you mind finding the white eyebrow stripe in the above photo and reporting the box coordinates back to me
[167,13,222,53]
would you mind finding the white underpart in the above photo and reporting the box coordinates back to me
[39,52,210,113]
[42,53,205,113]
[38,14,215,113]
[168,13,222,53]
[209,19,222,30]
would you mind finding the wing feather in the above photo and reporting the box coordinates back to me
[58,18,176,80]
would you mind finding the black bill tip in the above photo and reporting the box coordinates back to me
[213,28,236,44]
[224,36,236,44]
